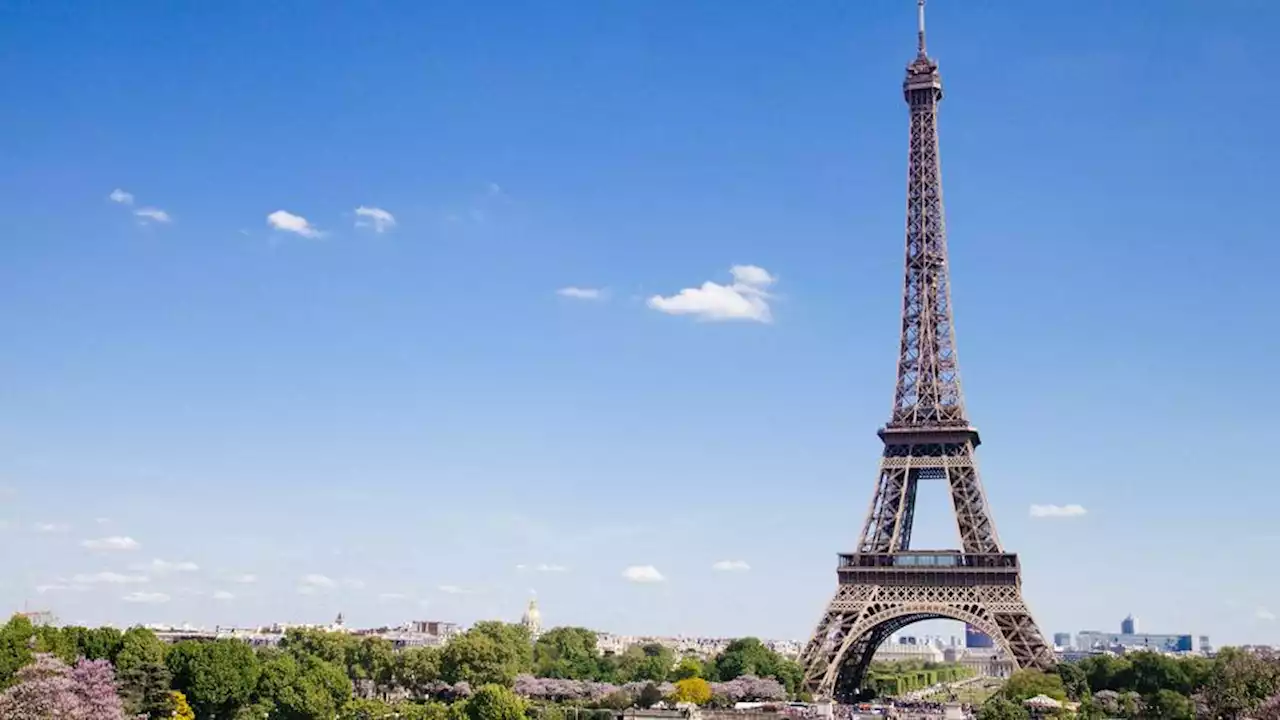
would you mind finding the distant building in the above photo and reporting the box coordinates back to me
[1053,633,1073,650]
[1121,614,1139,635]
[1077,630,1192,653]
[1198,636,1213,654]
[965,624,994,649]
[521,599,542,639]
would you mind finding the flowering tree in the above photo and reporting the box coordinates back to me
[710,675,786,702]
[0,653,126,720]
[70,658,126,719]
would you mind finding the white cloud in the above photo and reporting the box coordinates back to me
[1258,607,1276,622]
[95,518,111,525]
[622,565,665,583]
[517,563,569,573]
[71,571,148,585]
[232,574,257,584]
[341,578,366,590]
[37,584,88,594]
[437,585,469,595]
[134,207,172,224]
[300,574,337,589]
[487,182,504,197]
[212,590,235,601]
[647,265,777,323]
[354,206,396,233]
[109,189,134,205]
[712,560,751,572]
[267,210,322,239]
[1029,504,1088,518]
[134,559,199,574]
[556,287,605,301]
[34,522,70,533]
[122,591,170,604]
[82,536,140,551]
[379,593,410,602]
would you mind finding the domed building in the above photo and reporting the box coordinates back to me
[521,598,542,639]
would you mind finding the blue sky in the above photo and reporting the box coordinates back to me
[1,0,1278,647]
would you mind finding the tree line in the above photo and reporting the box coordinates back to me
[975,648,1280,720]
[0,614,806,719]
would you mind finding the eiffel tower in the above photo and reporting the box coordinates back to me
[798,1,1053,700]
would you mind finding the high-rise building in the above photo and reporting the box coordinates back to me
[1052,633,1072,649]
[1121,614,1139,635]
[965,624,995,649]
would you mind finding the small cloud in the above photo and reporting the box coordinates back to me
[95,518,111,525]
[134,559,199,574]
[379,593,410,602]
[487,182,504,197]
[437,585,470,595]
[1029,504,1088,518]
[134,207,172,224]
[82,536,140,551]
[232,574,257,584]
[712,560,751,572]
[122,591,170,604]
[341,578,366,590]
[556,287,605,301]
[298,574,342,594]
[1258,607,1276,622]
[34,522,70,533]
[647,265,777,323]
[109,189,134,205]
[71,571,148,585]
[267,210,322,239]
[622,565,665,583]
[212,590,235,601]
[36,584,80,594]
[516,563,569,573]
[354,206,396,233]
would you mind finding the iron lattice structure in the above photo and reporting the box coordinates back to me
[798,2,1052,700]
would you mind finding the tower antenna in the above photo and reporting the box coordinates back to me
[917,0,927,56]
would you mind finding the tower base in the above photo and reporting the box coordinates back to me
[798,552,1053,701]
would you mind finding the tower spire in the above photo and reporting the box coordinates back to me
[917,0,927,56]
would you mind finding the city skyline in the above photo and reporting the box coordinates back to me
[2,1,1279,648]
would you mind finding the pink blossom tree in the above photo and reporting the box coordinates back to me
[0,653,126,720]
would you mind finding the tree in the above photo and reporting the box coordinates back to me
[1078,654,1133,693]
[533,627,600,680]
[394,647,443,698]
[117,655,172,718]
[976,696,1030,720]
[170,690,196,720]
[1200,647,1280,720]
[465,684,526,720]
[281,628,357,667]
[617,644,674,683]
[0,615,36,687]
[469,623,534,675]
[998,669,1067,703]
[340,697,396,719]
[71,658,126,719]
[672,677,712,705]
[709,638,800,694]
[349,636,396,697]
[638,682,665,707]
[0,653,127,720]
[167,639,261,719]
[1129,651,1192,697]
[1053,661,1090,702]
[1143,689,1194,719]
[254,651,354,720]
[670,657,703,681]
[443,629,528,687]
[0,653,87,718]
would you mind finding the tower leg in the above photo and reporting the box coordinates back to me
[799,582,1053,701]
